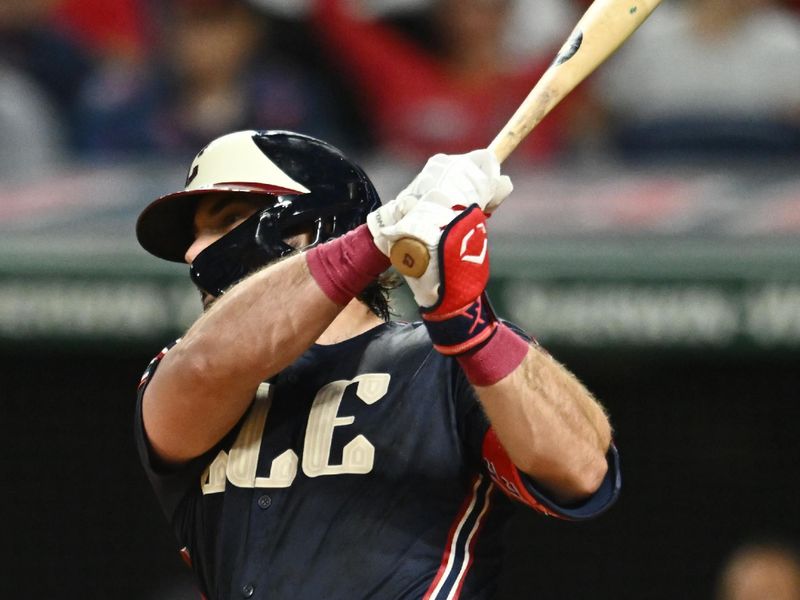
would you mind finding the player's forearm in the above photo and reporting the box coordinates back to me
[475,345,612,504]
[166,253,338,388]
[144,253,341,461]
[144,225,389,463]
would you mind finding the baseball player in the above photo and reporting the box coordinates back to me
[135,130,620,599]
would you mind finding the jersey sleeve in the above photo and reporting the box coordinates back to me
[481,428,621,520]
[453,322,621,520]
[134,341,219,522]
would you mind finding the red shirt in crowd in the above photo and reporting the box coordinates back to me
[313,0,581,164]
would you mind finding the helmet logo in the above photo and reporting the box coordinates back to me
[185,146,206,186]
[185,164,199,187]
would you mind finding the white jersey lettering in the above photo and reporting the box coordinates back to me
[201,375,390,494]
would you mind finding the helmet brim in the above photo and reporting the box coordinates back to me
[136,184,301,263]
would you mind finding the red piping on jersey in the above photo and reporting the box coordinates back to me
[178,547,209,600]
[423,478,476,599]
[423,474,493,600]
[138,343,175,389]
[179,546,192,568]
[450,483,493,600]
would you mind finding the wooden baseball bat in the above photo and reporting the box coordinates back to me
[390,0,662,278]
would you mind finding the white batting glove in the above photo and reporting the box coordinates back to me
[367,149,513,258]
[373,201,456,307]
[396,149,513,213]
[366,193,419,257]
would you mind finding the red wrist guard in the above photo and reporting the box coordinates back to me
[456,323,529,386]
[306,224,390,305]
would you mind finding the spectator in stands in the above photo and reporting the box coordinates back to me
[0,0,92,151]
[596,0,800,163]
[502,0,579,62]
[74,0,345,161]
[252,0,578,62]
[310,0,591,166]
[51,0,151,62]
[0,61,66,182]
[715,539,800,600]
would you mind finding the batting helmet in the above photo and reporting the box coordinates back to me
[136,130,381,295]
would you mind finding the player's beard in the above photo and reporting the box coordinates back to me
[195,238,310,312]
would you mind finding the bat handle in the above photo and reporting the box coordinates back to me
[389,237,429,278]
[487,129,520,164]
[388,144,502,277]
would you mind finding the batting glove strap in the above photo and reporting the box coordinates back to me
[422,292,498,356]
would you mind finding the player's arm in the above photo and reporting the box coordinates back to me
[368,151,612,504]
[468,339,612,504]
[142,227,388,464]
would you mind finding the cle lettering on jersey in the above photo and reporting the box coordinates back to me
[201,374,391,493]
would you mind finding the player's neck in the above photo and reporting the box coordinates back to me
[316,299,385,346]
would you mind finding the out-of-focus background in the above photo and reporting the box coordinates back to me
[2,0,800,598]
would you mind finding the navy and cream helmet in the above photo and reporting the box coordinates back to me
[136,130,381,295]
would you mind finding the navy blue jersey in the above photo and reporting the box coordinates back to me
[135,321,620,600]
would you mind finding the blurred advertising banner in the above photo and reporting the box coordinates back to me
[1,160,799,353]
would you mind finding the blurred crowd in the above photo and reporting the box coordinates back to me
[715,538,800,600]
[2,0,800,182]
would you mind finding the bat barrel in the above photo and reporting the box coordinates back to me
[390,0,663,277]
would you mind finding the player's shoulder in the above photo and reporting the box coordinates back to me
[381,319,430,341]
[374,319,454,356]
[336,319,427,347]
[337,319,434,359]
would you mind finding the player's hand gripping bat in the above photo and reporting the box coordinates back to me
[389,0,662,277]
